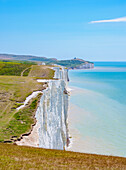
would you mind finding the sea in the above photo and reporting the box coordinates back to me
[68,62,126,157]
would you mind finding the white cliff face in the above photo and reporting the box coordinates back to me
[35,67,69,150]
[53,66,69,82]
[69,62,94,69]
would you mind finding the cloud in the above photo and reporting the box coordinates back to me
[90,17,126,24]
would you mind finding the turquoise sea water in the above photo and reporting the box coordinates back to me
[69,62,126,157]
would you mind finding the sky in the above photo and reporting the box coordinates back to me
[0,0,126,61]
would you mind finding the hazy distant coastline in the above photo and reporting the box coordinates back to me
[0,53,94,69]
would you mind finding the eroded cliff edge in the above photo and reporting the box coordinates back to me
[17,66,69,150]
[36,67,69,150]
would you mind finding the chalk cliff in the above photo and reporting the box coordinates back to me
[69,62,94,69]
[35,67,69,150]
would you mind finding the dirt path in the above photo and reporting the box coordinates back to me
[21,67,31,76]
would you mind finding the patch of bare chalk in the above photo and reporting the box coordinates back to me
[16,91,42,111]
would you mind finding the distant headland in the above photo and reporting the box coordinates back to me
[0,53,94,69]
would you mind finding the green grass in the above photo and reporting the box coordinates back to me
[28,65,55,79]
[0,63,55,142]
[0,144,126,169]
[0,75,44,110]
[0,76,45,142]
[22,67,31,76]
[0,60,34,76]
[0,96,41,142]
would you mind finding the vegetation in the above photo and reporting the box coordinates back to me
[0,76,45,142]
[0,96,41,142]
[0,60,35,76]
[0,62,55,142]
[46,59,86,68]
[0,53,93,68]
[22,67,31,76]
[0,143,126,169]
[28,65,55,78]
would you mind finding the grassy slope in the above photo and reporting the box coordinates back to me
[28,65,55,78]
[0,62,54,142]
[0,96,41,142]
[0,76,44,117]
[0,144,126,169]
[0,60,34,76]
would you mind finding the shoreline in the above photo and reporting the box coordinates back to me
[15,81,49,147]
[15,67,126,158]
[66,85,126,158]
[16,121,39,147]
[15,82,126,158]
[15,92,43,147]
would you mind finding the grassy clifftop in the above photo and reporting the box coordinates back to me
[0,143,126,169]
[28,65,54,78]
[0,60,54,142]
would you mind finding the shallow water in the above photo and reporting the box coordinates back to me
[68,62,126,157]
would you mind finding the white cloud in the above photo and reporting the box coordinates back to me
[90,17,126,24]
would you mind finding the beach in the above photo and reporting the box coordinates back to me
[16,122,39,147]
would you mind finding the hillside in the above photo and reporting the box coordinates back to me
[0,60,35,76]
[0,54,94,69]
[0,60,54,143]
[0,143,126,169]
